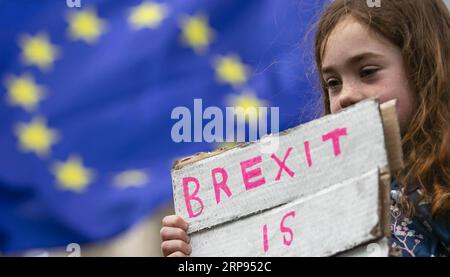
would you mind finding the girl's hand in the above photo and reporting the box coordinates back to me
[160,215,191,257]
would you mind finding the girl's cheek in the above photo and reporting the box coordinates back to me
[329,98,340,114]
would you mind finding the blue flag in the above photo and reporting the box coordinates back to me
[0,0,326,253]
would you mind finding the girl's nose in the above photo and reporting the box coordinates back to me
[338,84,366,110]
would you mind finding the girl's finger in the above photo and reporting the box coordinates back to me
[160,226,190,243]
[162,215,188,230]
[161,240,191,257]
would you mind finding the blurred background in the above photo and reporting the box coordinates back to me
[1,0,449,257]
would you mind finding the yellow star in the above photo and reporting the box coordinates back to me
[214,55,249,86]
[5,74,45,111]
[52,155,95,192]
[15,117,59,157]
[113,169,149,188]
[129,2,168,29]
[230,91,265,120]
[180,14,214,53]
[67,9,106,43]
[19,33,60,71]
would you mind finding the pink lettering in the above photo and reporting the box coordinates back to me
[240,156,266,190]
[182,177,204,218]
[304,140,312,167]
[280,211,296,246]
[263,224,269,253]
[322,128,348,157]
[211,167,232,204]
[271,147,295,181]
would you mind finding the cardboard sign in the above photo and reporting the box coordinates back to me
[171,99,403,256]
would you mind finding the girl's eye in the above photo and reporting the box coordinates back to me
[360,66,379,78]
[326,78,341,90]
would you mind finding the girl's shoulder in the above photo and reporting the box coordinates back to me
[390,179,450,257]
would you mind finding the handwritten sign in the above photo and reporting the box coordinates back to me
[171,99,403,256]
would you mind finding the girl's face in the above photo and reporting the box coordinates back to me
[321,16,416,133]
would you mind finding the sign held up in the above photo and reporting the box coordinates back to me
[171,99,403,256]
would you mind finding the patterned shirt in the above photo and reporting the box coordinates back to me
[390,179,450,257]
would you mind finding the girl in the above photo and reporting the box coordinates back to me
[160,0,450,257]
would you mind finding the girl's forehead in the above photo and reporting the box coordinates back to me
[321,17,397,67]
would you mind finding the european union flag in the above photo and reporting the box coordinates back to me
[0,0,327,253]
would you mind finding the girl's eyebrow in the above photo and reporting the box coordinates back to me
[322,52,384,75]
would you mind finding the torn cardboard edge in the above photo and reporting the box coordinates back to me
[378,99,404,244]
[379,99,404,173]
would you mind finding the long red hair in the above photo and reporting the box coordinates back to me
[314,0,450,217]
